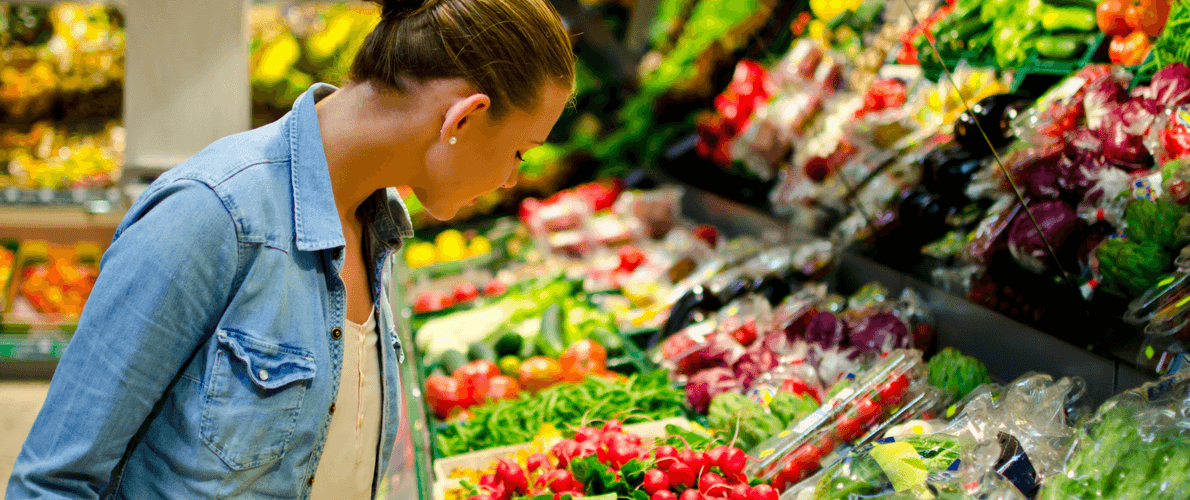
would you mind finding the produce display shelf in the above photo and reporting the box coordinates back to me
[674,184,1154,407]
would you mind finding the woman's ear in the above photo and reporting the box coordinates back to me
[440,93,492,145]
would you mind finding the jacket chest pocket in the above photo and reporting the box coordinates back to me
[200,328,316,470]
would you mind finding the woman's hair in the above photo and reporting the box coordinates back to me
[354,0,575,119]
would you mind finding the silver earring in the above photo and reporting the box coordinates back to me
[449,137,458,145]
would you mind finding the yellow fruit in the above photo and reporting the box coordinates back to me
[467,236,492,257]
[434,229,465,249]
[404,242,436,268]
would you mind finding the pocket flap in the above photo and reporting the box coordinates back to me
[215,329,316,390]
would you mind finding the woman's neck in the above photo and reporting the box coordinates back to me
[315,81,428,226]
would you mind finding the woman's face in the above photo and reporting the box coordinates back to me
[416,84,570,220]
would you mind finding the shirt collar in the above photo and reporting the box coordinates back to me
[288,83,414,252]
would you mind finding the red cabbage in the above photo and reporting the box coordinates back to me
[1063,153,1112,202]
[1099,99,1155,169]
[845,311,910,354]
[1007,200,1082,273]
[732,343,779,389]
[1083,74,1129,131]
[1144,63,1190,109]
[803,312,847,348]
[686,367,740,414]
[675,332,745,376]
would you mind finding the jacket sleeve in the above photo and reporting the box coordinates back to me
[6,179,240,499]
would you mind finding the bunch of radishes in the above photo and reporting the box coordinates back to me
[466,419,780,500]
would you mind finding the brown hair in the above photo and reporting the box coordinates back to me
[354,0,575,119]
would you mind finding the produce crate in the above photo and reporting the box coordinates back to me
[2,241,102,334]
[431,417,693,482]
[0,332,70,361]
[1010,34,1109,95]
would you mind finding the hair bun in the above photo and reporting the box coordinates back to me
[373,0,424,18]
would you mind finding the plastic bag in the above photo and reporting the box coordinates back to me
[612,187,684,239]
[747,350,938,489]
[1039,373,1190,500]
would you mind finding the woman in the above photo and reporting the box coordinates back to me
[7,0,574,498]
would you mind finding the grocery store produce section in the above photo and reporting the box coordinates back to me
[7,0,1190,500]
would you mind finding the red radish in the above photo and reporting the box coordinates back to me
[602,419,624,434]
[468,494,495,500]
[668,462,697,488]
[553,491,582,500]
[718,447,748,476]
[698,472,730,497]
[679,489,703,500]
[551,439,579,468]
[608,440,639,468]
[527,453,551,473]
[490,482,512,500]
[679,450,709,473]
[642,469,670,494]
[722,470,748,485]
[453,282,480,303]
[575,441,599,460]
[479,474,498,490]
[729,484,752,500]
[705,446,727,468]
[654,445,680,467]
[496,458,529,494]
[749,484,779,500]
[539,469,574,493]
[653,491,678,500]
[610,432,642,448]
[575,426,601,443]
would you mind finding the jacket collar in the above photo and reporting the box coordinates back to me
[287,83,414,252]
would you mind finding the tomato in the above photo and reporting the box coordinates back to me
[692,225,720,248]
[519,356,564,391]
[1170,179,1190,205]
[730,320,758,346]
[485,375,521,401]
[835,413,865,442]
[1139,0,1170,37]
[415,290,454,314]
[779,377,821,404]
[618,245,647,273]
[1098,0,1131,35]
[425,375,473,418]
[559,339,608,381]
[1126,2,1143,31]
[453,360,500,399]
[484,280,509,297]
[453,282,480,303]
[854,397,883,425]
[789,443,824,471]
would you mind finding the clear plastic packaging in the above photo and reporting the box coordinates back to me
[1038,372,1190,500]
[746,350,936,489]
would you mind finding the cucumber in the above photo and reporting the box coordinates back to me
[468,342,497,363]
[1040,7,1096,32]
[492,330,524,357]
[1035,34,1085,60]
[536,303,567,358]
[439,349,468,375]
[587,326,625,357]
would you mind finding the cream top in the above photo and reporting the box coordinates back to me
[310,308,381,500]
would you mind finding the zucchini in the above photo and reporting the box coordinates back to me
[536,303,567,358]
[1041,0,1098,9]
[439,349,469,375]
[468,342,497,363]
[587,326,625,357]
[492,330,524,357]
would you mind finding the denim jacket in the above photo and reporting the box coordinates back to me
[7,83,416,499]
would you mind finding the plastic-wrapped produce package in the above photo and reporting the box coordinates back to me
[1039,373,1190,500]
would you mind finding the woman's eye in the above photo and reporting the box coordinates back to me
[515,151,524,161]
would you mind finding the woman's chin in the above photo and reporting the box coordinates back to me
[422,202,461,222]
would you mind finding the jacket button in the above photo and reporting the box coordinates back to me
[308,476,315,487]
[329,403,336,414]
[331,328,343,340]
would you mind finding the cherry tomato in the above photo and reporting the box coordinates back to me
[854,397,883,425]
[453,282,480,303]
[789,443,824,470]
[835,413,864,441]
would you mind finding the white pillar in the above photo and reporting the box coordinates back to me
[123,0,250,174]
